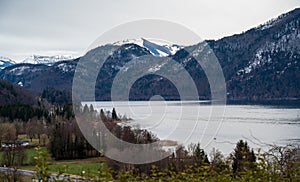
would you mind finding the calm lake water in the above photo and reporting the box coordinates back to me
[88,101,300,156]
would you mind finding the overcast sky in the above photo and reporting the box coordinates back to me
[0,0,299,62]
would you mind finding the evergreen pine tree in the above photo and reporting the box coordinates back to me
[112,108,118,120]
[232,140,256,174]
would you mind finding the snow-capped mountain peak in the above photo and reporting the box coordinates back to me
[112,38,182,57]
[22,55,75,65]
[113,38,144,47]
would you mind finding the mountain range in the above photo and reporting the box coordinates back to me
[0,8,299,102]
[0,55,76,69]
[22,55,76,65]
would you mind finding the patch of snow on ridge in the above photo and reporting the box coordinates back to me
[113,39,144,47]
[57,63,75,72]
[112,38,182,57]
[148,62,167,73]
[10,66,30,76]
[238,48,270,75]
[17,81,23,87]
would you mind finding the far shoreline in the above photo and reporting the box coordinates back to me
[82,98,300,108]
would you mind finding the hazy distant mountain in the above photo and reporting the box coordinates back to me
[22,54,76,65]
[0,60,77,92]
[0,8,299,101]
[0,56,15,70]
[0,55,76,71]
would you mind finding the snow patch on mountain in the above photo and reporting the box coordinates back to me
[258,17,282,31]
[113,39,144,47]
[57,62,76,73]
[238,19,300,76]
[17,81,23,87]
[148,62,167,73]
[239,49,272,74]
[113,38,182,57]
[10,66,30,76]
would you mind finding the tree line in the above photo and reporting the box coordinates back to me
[0,104,48,122]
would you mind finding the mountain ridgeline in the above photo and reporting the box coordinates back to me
[0,8,299,102]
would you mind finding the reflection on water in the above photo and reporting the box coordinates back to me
[85,101,300,155]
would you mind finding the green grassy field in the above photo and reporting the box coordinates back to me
[0,147,47,166]
[0,134,46,166]
[24,147,42,165]
[0,142,102,177]
[50,162,101,176]
[21,157,102,176]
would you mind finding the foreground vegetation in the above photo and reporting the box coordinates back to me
[28,143,300,181]
[0,138,299,181]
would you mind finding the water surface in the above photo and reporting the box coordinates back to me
[89,101,300,155]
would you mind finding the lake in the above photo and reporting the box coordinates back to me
[87,101,300,156]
